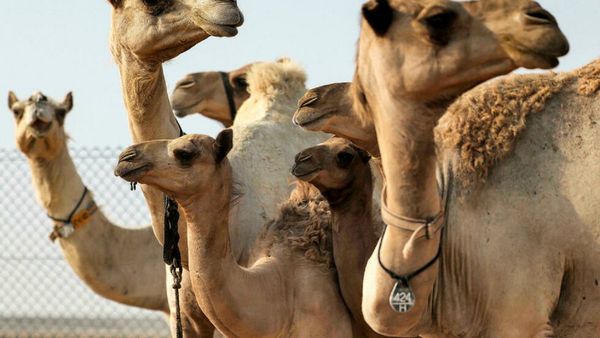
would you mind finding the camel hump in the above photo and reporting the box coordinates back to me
[435,70,569,188]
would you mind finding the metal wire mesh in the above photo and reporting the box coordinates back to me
[0,146,170,338]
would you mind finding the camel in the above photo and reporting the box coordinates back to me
[353,0,573,336]
[171,63,256,126]
[8,91,168,314]
[292,137,384,338]
[107,1,243,335]
[115,131,353,338]
[217,59,329,265]
[293,83,379,157]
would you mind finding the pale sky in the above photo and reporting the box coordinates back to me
[1,1,598,149]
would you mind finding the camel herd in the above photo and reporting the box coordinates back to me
[7,0,600,337]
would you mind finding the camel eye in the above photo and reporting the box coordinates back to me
[174,149,197,164]
[142,0,171,16]
[336,151,355,168]
[232,76,248,90]
[12,109,23,119]
[419,8,458,45]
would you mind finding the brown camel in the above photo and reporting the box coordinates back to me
[115,131,353,338]
[171,63,256,125]
[293,137,384,338]
[353,0,570,336]
[108,1,243,335]
[294,83,379,157]
[8,91,168,313]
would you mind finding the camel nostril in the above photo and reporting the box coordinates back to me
[524,8,556,25]
[298,95,318,108]
[177,79,196,89]
[295,153,312,163]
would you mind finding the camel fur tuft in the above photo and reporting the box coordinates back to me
[257,181,334,268]
[576,59,600,96]
[246,58,307,101]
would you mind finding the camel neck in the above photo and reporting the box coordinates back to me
[27,143,87,220]
[328,173,378,329]
[375,98,442,219]
[363,94,447,332]
[177,171,292,337]
[114,48,181,142]
[112,46,184,250]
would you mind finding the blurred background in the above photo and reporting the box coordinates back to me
[0,1,598,337]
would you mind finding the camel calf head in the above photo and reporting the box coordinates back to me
[292,137,371,206]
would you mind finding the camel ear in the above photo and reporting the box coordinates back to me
[351,144,372,163]
[59,92,73,113]
[362,0,394,36]
[55,92,73,125]
[8,91,18,110]
[107,0,122,8]
[214,129,233,163]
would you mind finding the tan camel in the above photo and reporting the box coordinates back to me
[8,91,168,313]
[115,131,353,338]
[294,83,379,157]
[171,63,256,126]
[293,137,384,338]
[108,1,243,335]
[353,0,570,336]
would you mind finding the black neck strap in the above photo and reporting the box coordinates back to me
[220,71,237,122]
[377,223,443,286]
[47,186,89,224]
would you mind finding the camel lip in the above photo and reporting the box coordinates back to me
[291,165,321,180]
[114,163,152,182]
[293,108,328,128]
[193,14,242,37]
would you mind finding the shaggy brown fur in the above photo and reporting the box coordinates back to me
[435,72,572,187]
[256,181,334,268]
[577,59,600,96]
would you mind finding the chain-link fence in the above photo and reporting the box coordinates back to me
[0,146,170,337]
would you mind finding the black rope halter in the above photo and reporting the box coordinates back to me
[219,71,237,122]
[162,122,186,338]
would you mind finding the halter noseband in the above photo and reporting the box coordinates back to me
[219,71,237,122]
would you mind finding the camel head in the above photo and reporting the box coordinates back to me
[356,0,568,102]
[108,0,244,62]
[294,82,379,157]
[115,130,233,200]
[292,137,371,206]
[171,63,255,125]
[8,91,73,160]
